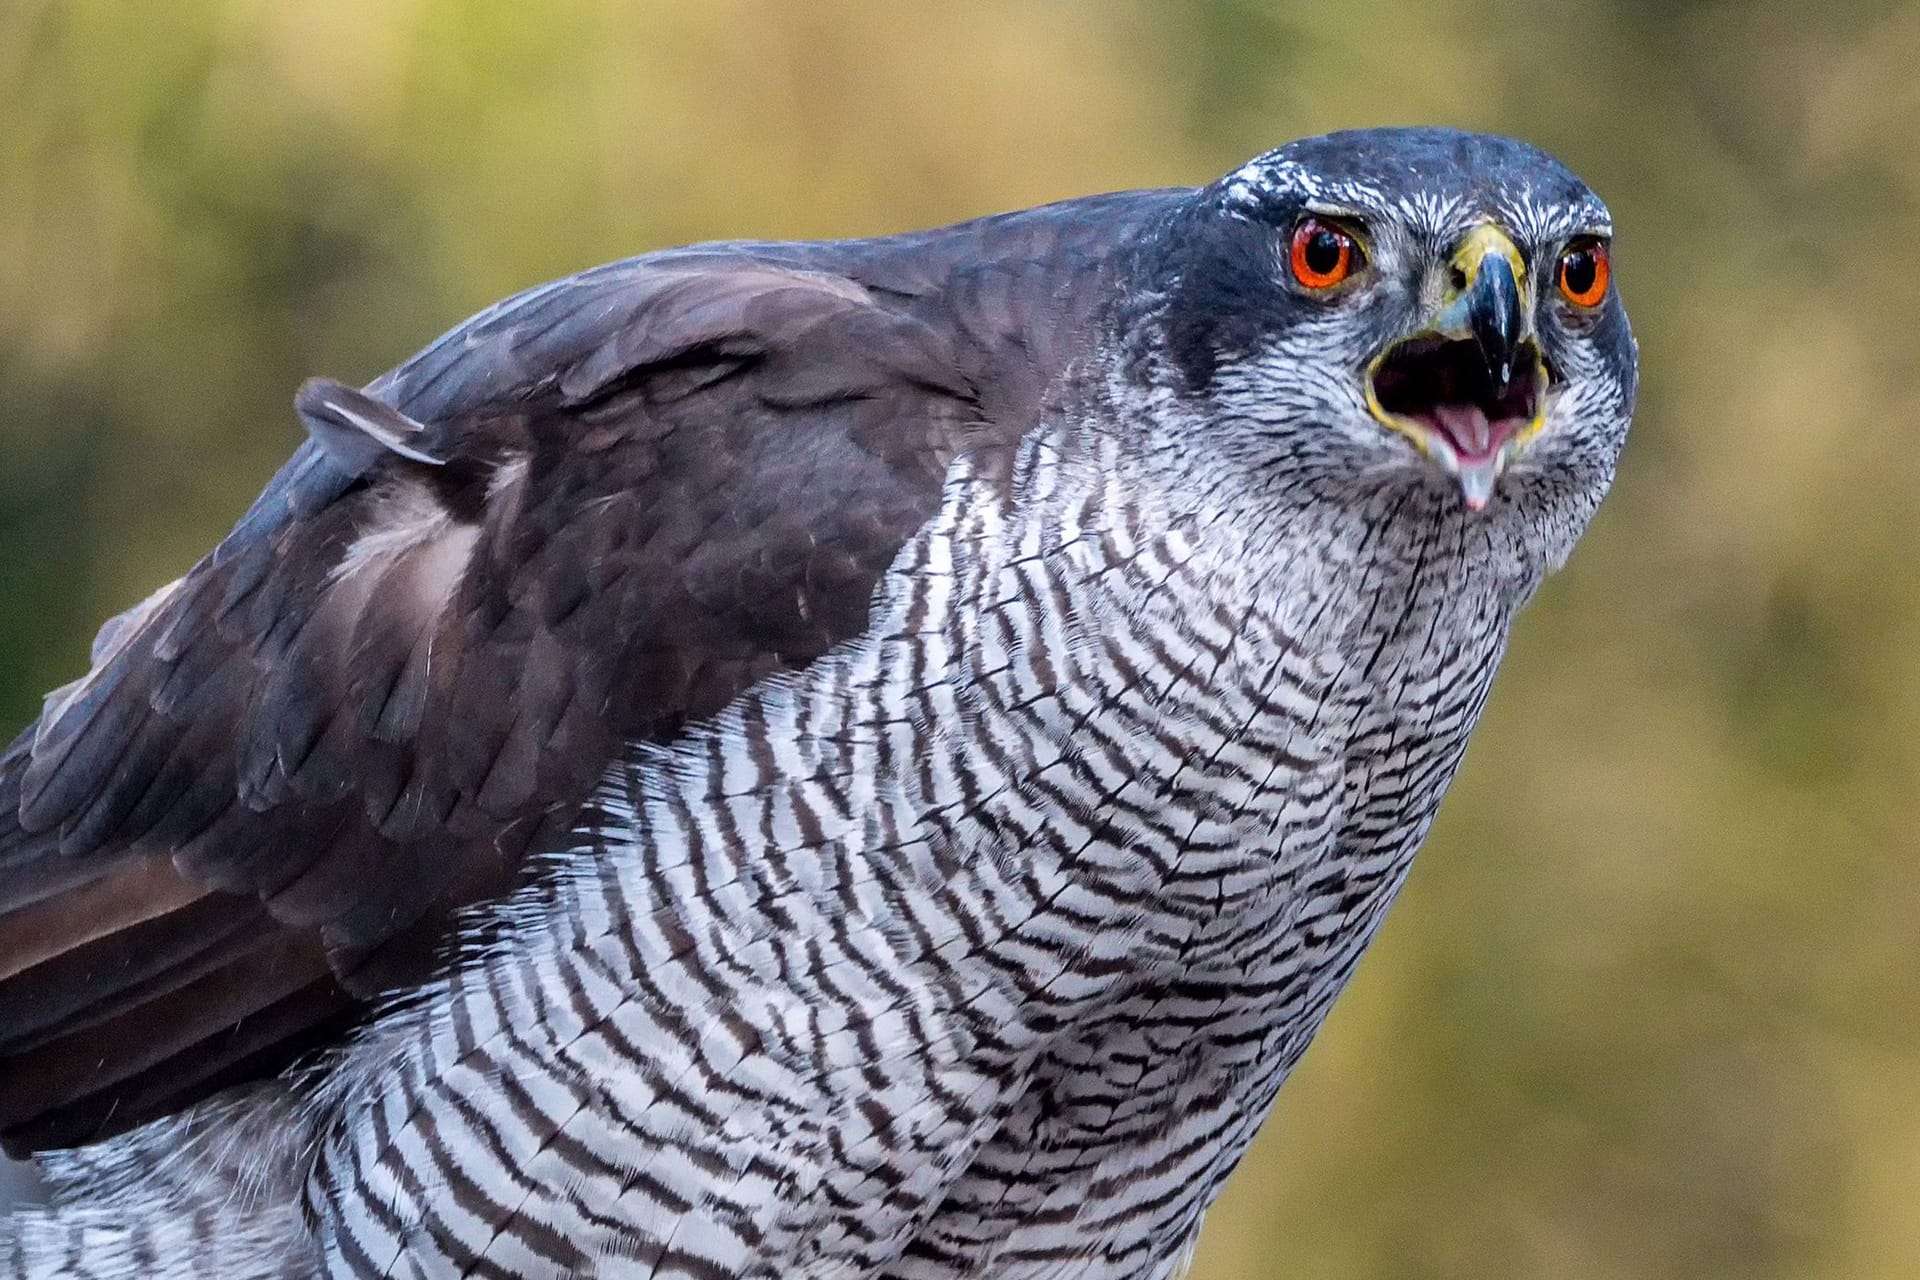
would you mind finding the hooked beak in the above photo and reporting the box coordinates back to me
[1365,224,1547,511]
[1443,227,1525,394]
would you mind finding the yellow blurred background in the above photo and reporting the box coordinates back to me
[2,1,1918,1275]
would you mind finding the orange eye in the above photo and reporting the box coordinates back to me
[1289,218,1362,290]
[1557,238,1611,307]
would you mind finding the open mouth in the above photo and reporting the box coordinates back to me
[1368,335,1548,469]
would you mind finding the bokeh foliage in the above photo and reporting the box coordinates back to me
[2,1,1918,1275]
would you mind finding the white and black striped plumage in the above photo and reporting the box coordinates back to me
[0,128,1635,1278]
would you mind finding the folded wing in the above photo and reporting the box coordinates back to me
[0,243,1039,1154]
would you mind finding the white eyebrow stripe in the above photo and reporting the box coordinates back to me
[1498,188,1613,242]
[1222,155,1393,213]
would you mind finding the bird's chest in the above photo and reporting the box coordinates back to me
[570,471,1526,1280]
[928,486,1509,977]
[865,498,1517,1279]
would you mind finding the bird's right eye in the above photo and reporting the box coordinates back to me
[1289,218,1363,290]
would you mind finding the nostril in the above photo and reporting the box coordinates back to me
[1449,265,1468,291]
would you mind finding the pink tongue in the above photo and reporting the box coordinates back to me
[1431,403,1503,461]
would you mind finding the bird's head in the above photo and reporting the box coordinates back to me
[1139,128,1636,519]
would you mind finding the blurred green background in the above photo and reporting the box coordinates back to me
[2,0,1918,1275]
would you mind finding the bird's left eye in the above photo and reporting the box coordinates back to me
[1556,238,1611,307]
[1289,218,1363,290]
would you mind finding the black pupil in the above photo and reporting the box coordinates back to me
[1303,227,1345,276]
[1562,248,1597,296]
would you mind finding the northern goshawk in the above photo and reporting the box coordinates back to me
[0,128,1635,1279]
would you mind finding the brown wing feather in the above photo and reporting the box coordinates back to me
[0,190,1182,1155]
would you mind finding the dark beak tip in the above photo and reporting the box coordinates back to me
[1465,256,1524,389]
